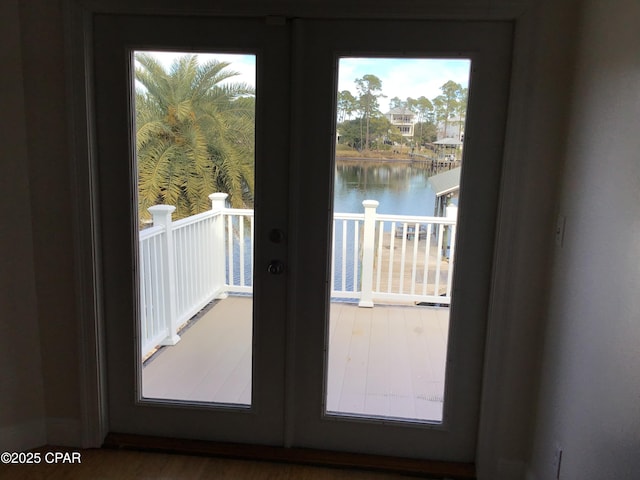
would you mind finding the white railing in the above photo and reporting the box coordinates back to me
[223,207,254,294]
[139,195,457,357]
[139,222,173,356]
[331,201,457,307]
[139,193,251,357]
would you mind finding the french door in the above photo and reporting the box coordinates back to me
[93,14,512,461]
[94,15,290,445]
[289,20,511,460]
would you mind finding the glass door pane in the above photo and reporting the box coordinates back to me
[327,57,470,423]
[94,14,289,444]
[135,51,256,406]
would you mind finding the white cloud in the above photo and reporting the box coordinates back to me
[135,52,470,113]
[135,50,256,87]
[337,57,471,111]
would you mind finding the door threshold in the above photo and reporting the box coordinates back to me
[104,432,475,479]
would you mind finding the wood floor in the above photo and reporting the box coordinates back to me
[0,447,431,480]
[143,296,449,422]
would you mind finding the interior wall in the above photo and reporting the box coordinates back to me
[0,0,46,451]
[527,0,640,478]
[475,1,580,478]
[19,0,81,445]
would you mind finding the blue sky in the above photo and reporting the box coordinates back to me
[338,57,471,111]
[139,52,470,111]
[138,51,256,86]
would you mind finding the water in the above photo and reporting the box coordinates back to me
[332,160,440,293]
[231,160,441,288]
[334,161,437,215]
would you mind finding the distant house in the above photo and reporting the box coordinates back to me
[385,107,415,138]
[436,115,465,141]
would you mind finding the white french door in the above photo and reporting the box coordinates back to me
[93,14,512,461]
[289,20,512,461]
[94,15,291,444]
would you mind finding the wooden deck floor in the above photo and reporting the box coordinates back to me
[143,296,448,422]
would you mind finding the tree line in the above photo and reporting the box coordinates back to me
[134,55,468,222]
[337,74,468,151]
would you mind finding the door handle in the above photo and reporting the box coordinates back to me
[267,260,285,275]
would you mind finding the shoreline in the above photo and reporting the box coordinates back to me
[336,156,426,163]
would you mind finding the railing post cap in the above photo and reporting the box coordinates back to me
[362,200,379,208]
[147,205,176,214]
[209,192,229,200]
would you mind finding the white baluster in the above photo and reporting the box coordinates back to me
[359,200,378,308]
[399,223,408,294]
[341,220,347,292]
[331,220,336,294]
[411,223,420,295]
[209,193,229,299]
[239,215,245,287]
[446,204,458,298]
[388,222,396,293]
[375,220,384,293]
[435,224,444,297]
[148,205,180,346]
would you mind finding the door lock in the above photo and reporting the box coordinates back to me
[267,260,285,275]
[269,228,285,244]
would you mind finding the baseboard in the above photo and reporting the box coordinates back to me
[0,419,46,451]
[46,418,82,447]
[105,432,477,479]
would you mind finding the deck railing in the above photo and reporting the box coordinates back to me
[332,201,457,307]
[139,194,457,356]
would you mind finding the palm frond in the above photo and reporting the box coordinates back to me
[135,53,255,218]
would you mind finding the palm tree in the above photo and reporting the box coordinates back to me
[135,53,255,222]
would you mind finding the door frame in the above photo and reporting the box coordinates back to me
[66,0,535,475]
[87,14,511,460]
